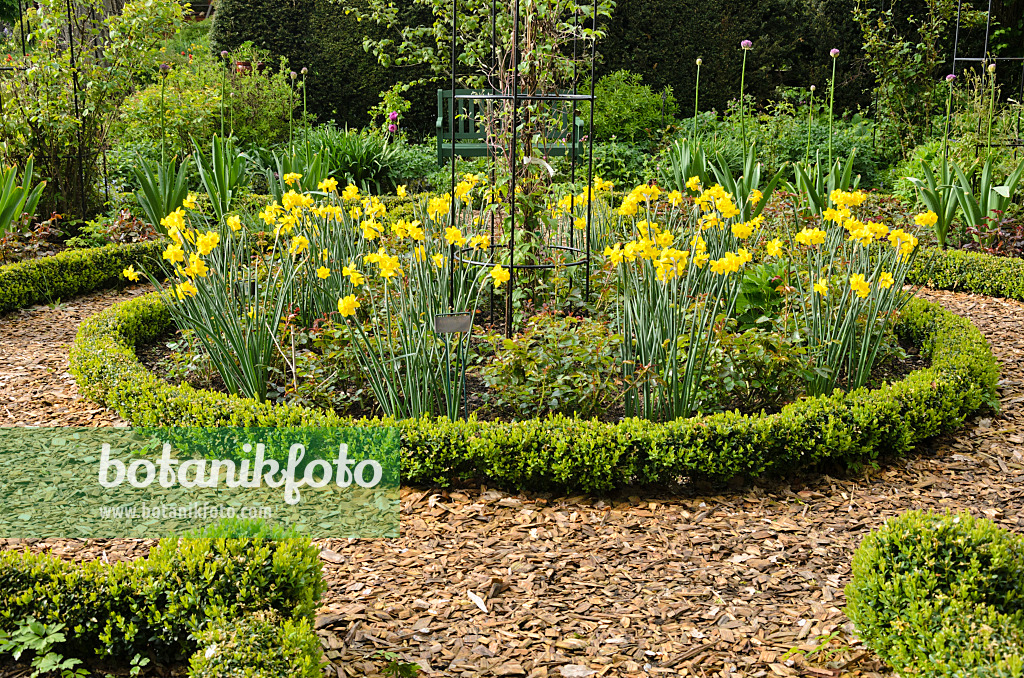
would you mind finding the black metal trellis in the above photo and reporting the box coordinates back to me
[445,0,598,338]
[947,0,1024,158]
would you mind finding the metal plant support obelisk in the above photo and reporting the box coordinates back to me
[444,0,598,338]
[946,0,1024,159]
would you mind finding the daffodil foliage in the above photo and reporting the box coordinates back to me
[602,180,925,420]
[130,168,927,422]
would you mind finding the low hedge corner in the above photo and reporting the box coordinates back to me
[0,241,165,315]
[846,510,1024,677]
[0,536,326,676]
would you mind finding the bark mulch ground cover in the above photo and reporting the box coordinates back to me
[0,287,1022,678]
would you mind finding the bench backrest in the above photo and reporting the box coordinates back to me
[437,89,582,141]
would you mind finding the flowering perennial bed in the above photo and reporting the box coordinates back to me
[68,290,997,493]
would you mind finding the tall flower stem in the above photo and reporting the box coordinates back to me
[693,58,702,140]
[159,69,167,166]
[219,66,226,139]
[942,74,955,158]
[828,49,839,168]
[805,85,815,164]
[739,44,750,149]
[987,63,997,157]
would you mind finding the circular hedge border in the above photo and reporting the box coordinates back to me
[66,290,998,494]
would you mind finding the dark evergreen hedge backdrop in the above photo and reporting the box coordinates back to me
[210,0,1002,137]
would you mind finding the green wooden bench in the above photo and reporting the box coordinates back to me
[436,89,586,165]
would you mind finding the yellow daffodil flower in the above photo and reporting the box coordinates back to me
[849,273,871,298]
[490,264,511,288]
[338,294,360,317]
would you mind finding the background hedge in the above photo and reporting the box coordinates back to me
[210,0,436,133]
[846,510,1024,677]
[0,242,164,316]
[68,291,998,493]
[208,0,1005,136]
[908,246,1024,301]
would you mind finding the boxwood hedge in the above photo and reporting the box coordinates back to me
[908,246,1024,301]
[0,536,325,677]
[0,242,163,315]
[846,510,1024,677]
[68,289,998,493]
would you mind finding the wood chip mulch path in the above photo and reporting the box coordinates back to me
[1,287,1023,678]
[0,286,147,427]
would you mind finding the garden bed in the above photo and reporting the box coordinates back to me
[68,289,997,494]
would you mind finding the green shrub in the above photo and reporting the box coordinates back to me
[0,241,164,315]
[67,289,997,493]
[589,141,654,187]
[478,313,625,419]
[908,246,1024,301]
[586,70,677,144]
[182,517,303,540]
[846,510,1024,677]
[188,611,323,678]
[0,535,325,665]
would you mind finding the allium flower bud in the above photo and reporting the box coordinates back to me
[301,67,308,75]
[220,50,229,59]
[810,85,816,92]
[159,63,171,76]
[946,73,956,82]
[696,58,702,66]
[741,40,752,50]
[830,48,840,58]
[987,63,996,73]
[290,71,298,79]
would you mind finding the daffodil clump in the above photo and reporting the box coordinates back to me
[786,188,922,395]
[598,177,922,419]
[604,176,769,420]
[132,194,295,401]
[138,173,521,417]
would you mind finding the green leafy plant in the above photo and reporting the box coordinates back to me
[132,155,191,233]
[952,156,1024,237]
[586,70,677,144]
[0,618,83,678]
[0,159,46,238]
[376,651,421,678]
[193,135,249,222]
[478,312,625,419]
